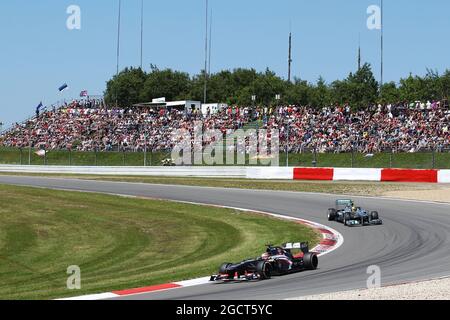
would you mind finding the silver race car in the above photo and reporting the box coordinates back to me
[327,199,383,226]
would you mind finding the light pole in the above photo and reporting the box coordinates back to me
[380,0,384,95]
[140,0,144,69]
[143,129,148,167]
[251,95,257,120]
[288,32,292,83]
[275,94,281,104]
[115,0,122,108]
[286,122,290,167]
[208,7,213,76]
[28,125,33,165]
[116,0,122,76]
[203,0,209,104]
[275,94,288,167]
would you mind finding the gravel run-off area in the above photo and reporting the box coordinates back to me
[292,277,450,300]
[383,187,450,203]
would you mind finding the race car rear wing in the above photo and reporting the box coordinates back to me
[282,242,309,253]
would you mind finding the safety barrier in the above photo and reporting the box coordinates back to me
[438,170,450,183]
[0,165,449,183]
[290,168,448,184]
[0,165,247,178]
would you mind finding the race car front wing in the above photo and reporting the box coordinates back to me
[210,273,261,282]
[344,218,383,226]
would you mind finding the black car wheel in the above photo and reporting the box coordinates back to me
[370,211,379,220]
[303,252,318,270]
[327,209,336,221]
[256,261,272,280]
[219,263,234,279]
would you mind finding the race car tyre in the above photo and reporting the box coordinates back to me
[219,263,232,274]
[219,263,234,279]
[343,212,351,226]
[303,252,318,270]
[327,208,336,221]
[256,261,272,280]
[370,211,379,220]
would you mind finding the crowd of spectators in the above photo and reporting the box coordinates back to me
[1,99,449,154]
[269,102,449,153]
[0,100,253,152]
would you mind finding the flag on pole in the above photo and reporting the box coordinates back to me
[35,102,43,112]
[80,90,88,97]
[58,83,68,92]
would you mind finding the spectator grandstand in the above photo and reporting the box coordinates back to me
[0,99,449,154]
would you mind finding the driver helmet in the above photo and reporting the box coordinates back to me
[261,252,270,260]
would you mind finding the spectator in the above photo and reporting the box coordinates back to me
[1,99,449,154]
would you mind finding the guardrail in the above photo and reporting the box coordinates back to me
[0,165,449,183]
[0,165,248,178]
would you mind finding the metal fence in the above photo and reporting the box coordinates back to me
[280,148,450,169]
[0,147,172,167]
[0,147,449,169]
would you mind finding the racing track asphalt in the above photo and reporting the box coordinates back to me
[1,175,450,300]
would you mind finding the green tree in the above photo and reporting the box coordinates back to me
[398,75,426,101]
[380,82,401,103]
[331,63,379,108]
[245,68,287,105]
[104,67,146,107]
[442,70,450,100]
[104,64,448,110]
[140,66,191,102]
[187,68,260,104]
[309,77,332,108]
[285,78,311,106]
[422,69,449,101]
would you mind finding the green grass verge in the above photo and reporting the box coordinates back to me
[1,147,449,169]
[0,185,320,300]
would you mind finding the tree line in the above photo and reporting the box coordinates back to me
[104,64,450,109]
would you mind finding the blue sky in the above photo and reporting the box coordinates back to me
[0,0,449,127]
